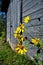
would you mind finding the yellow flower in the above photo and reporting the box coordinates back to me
[15,44,27,54]
[16,27,20,32]
[19,24,24,32]
[24,16,30,23]
[14,27,20,38]
[14,30,18,38]
[31,38,40,45]
[14,26,21,38]
[17,34,24,42]
[14,24,24,38]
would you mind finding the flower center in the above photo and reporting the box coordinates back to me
[20,26,22,29]
[36,40,39,42]
[19,45,24,49]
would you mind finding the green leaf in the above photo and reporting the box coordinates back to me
[37,53,41,58]
[39,40,43,47]
[25,41,30,48]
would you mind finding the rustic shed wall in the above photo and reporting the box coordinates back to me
[7,0,20,43]
[7,0,43,58]
[23,0,43,40]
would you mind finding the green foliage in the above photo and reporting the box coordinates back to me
[0,16,4,32]
[39,40,43,48]
[0,41,43,65]
[0,16,5,41]
[0,31,5,41]
[25,41,30,49]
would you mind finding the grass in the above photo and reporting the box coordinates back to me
[0,40,43,65]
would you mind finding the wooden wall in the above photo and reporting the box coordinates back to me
[23,0,43,40]
[7,0,43,59]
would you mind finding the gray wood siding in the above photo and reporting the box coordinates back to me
[7,0,43,59]
[22,0,43,41]
[7,5,11,42]
[7,0,20,43]
[7,0,43,46]
[22,0,43,58]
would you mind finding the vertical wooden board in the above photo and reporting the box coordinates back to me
[7,5,11,42]
[9,0,20,44]
[17,0,20,25]
[10,0,16,43]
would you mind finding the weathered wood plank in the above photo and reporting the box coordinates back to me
[23,2,43,17]
[7,6,11,42]
[23,0,40,11]
[23,0,32,7]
